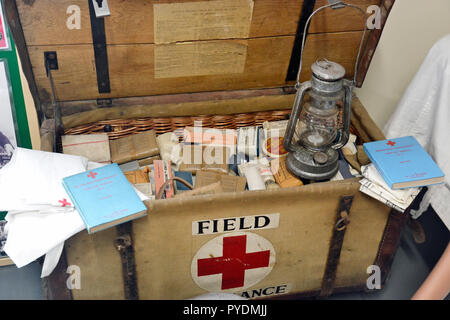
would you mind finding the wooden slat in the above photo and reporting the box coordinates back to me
[356,0,395,86]
[17,0,377,46]
[30,31,364,102]
[51,88,291,118]
[30,36,293,101]
[62,94,296,129]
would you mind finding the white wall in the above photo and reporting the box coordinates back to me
[355,0,450,130]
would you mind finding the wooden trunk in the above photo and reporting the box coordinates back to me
[4,0,402,300]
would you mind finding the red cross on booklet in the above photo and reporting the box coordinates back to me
[87,171,98,179]
[387,140,396,147]
[197,234,270,290]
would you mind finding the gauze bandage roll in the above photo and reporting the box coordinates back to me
[244,166,266,191]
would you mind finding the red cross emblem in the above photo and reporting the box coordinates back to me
[387,140,396,147]
[59,198,71,207]
[87,171,98,179]
[197,234,271,290]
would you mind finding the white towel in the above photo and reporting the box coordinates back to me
[4,208,86,275]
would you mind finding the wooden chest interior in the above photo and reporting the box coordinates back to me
[5,0,394,131]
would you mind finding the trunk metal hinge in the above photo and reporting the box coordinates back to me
[96,98,113,106]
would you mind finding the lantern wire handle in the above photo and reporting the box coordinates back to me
[295,1,368,89]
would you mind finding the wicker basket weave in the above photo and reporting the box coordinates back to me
[64,110,292,140]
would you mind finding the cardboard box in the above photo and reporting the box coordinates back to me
[110,131,159,164]
[180,145,230,175]
[138,155,161,167]
[124,170,150,185]
[195,171,247,193]
[175,181,223,198]
[271,157,304,188]
[62,133,111,163]
[183,127,237,146]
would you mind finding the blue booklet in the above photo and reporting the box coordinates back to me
[63,163,147,233]
[363,136,444,189]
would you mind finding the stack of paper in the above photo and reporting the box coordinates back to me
[62,133,111,164]
[359,164,421,212]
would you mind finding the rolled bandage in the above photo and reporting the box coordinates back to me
[243,166,266,191]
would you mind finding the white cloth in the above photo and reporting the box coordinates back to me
[41,243,64,278]
[4,208,85,277]
[156,132,183,170]
[359,164,421,212]
[0,148,88,211]
[384,34,450,230]
[0,148,89,277]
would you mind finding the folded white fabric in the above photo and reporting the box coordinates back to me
[359,164,420,212]
[4,208,86,273]
[41,243,65,278]
[0,148,89,276]
[0,148,88,211]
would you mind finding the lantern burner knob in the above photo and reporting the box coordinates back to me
[311,59,346,82]
[313,152,329,165]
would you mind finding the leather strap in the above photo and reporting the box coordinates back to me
[285,0,317,81]
[88,0,111,94]
[372,209,407,286]
[114,222,139,300]
[320,195,354,297]
[156,177,194,200]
